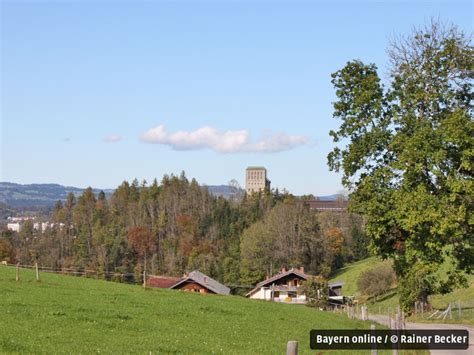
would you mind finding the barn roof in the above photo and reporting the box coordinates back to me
[148,275,181,289]
[170,270,230,295]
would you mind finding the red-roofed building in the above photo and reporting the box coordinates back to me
[148,275,181,289]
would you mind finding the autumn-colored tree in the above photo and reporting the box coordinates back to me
[0,237,14,262]
[127,226,157,280]
[325,227,345,270]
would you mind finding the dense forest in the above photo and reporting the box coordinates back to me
[0,173,368,292]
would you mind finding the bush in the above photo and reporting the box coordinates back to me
[301,276,329,309]
[357,264,396,298]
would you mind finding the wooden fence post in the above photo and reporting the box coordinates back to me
[287,341,298,355]
[393,307,401,355]
[361,305,368,320]
[16,263,20,281]
[143,255,147,289]
[35,262,40,281]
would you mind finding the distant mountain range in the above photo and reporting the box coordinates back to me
[0,182,241,208]
[0,182,114,208]
[0,182,339,209]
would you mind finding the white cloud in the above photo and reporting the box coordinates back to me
[103,134,123,143]
[140,124,308,153]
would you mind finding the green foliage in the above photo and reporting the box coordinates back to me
[239,202,346,284]
[350,215,370,261]
[301,276,329,309]
[398,262,438,314]
[0,266,378,354]
[328,21,473,311]
[357,264,396,299]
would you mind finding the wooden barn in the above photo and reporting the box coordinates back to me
[169,270,230,295]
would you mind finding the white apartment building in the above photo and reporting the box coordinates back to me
[7,223,21,232]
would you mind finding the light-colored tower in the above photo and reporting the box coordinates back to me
[245,167,270,194]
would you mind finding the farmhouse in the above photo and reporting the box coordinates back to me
[169,270,230,295]
[246,267,344,304]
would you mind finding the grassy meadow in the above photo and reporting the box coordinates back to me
[330,257,474,325]
[0,265,387,354]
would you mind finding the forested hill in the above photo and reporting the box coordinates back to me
[0,182,244,208]
[1,175,367,290]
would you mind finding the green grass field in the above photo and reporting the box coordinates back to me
[330,257,474,325]
[329,257,390,297]
[0,266,388,354]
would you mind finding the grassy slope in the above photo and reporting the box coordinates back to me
[329,257,390,297]
[329,257,474,325]
[1,266,385,354]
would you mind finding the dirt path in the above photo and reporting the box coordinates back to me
[368,314,473,355]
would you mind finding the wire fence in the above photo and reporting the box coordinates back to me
[367,301,474,323]
[1,262,256,290]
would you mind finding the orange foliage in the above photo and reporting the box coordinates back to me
[324,227,345,254]
[127,226,156,258]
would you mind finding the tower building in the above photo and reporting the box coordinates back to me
[245,167,270,194]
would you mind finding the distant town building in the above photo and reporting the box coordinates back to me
[7,223,21,232]
[301,199,348,212]
[41,222,51,231]
[245,166,270,194]
[7,216,35,222]
[5,218,62,233]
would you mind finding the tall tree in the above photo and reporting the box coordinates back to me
[328,21,473,312]
[127,226,157,280]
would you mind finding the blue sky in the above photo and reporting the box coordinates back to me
[1,1,472,195]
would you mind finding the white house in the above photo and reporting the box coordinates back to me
[246,267,344,305]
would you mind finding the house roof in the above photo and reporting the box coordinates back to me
[148,275,181,289]
[245,268,308,297]
[245,268,345,297]
[258,268,308,288]
[170,270,230,295]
